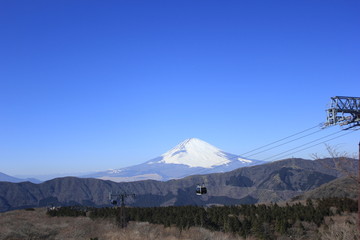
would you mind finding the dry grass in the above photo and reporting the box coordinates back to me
[319,213,359,240]
[0,208,245,240]
[0,208,358,240]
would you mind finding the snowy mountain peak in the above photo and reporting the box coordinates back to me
[158,138,232,168]
[84,138,263,182]
[171,138,221,153]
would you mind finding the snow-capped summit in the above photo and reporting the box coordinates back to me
[153,138,249,168]
[83,138,264,182]
[159,138,227,167]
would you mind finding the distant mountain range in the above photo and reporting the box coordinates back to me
[83,138,263,182]
[0,172,41,184]
[1,138,261,183]
[0,157,357,212]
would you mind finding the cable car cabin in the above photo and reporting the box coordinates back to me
[196,184,207,195]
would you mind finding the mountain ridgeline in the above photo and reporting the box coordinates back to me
[83,138,263,182]
[0,157,357,212]
[0,172,41,184]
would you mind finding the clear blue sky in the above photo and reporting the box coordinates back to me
[1,0,359,177]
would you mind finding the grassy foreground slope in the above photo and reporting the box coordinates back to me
[1,197,358,240]
[0,208,244,240]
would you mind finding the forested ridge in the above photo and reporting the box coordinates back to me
[2,158,357,212]
[48,197,357,239]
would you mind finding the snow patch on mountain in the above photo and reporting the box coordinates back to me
[107,169,122,174]
[239,158,252,163]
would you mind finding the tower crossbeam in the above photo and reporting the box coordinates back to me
[325,96,360,129]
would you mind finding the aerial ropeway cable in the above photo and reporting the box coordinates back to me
[262,129,358,161]
[196,123,335,168]
[240,123,324,158]
[187,121,352,177]
[243,128,325,158]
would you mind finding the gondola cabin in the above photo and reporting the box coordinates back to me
[196,184,207,195]
[109,192,118,206]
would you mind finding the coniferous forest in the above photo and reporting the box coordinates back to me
[47,197,357,240]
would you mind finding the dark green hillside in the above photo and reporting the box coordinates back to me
[293,176,358,201]
[257,167,336,191]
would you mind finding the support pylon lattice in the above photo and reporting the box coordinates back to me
[109,192,136,228]
[324,96,360,239]
[325,96,360,130]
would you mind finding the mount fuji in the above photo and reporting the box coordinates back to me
[84,138,264,182]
